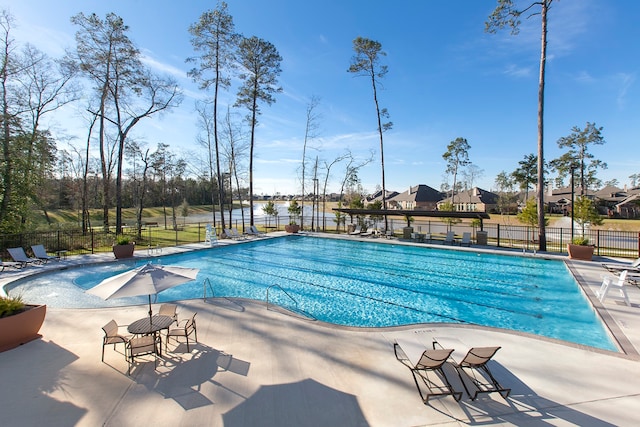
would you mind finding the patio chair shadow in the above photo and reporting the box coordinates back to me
[223,378,369,427]
[0,339,87,426]
[153,344,250,411]
[452,361,617,426]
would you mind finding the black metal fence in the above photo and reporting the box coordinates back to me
[2,218,639,260]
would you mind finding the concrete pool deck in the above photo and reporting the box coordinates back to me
[1,233,639,426]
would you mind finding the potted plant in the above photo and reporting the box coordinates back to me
[113,236,135,259]
[0,295,46,352]
[567,236,595,261]
[285,200,302,233]
[567,196,602,261]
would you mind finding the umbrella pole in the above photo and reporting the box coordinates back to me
[148,295,153,324]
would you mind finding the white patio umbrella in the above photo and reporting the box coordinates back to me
[87,263,199,321]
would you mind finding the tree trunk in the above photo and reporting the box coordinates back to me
[536,1,549,252]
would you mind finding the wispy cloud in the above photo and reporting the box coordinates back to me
[503,63,531,78]
[615,72,635,110]
[140,50,188,79]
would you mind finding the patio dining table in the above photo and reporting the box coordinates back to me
[128,315,174,355]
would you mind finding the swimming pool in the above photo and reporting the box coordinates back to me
[7,235,616,351]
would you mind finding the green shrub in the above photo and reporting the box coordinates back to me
[572,236,590,246]
[116,236,130,245]
[0,295,25,318]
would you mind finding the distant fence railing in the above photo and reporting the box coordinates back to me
[1,217,639,260]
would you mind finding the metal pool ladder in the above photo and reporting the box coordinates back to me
[202,278,215,300]
[266,284,316,320]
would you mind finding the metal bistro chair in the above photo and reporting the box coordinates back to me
[101,319,131,362]
[166,312,198,352]
[126,335,161,375]
[158,303,178,323]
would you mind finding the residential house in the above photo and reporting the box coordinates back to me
[437,187,499,213]
[387,185,443,210]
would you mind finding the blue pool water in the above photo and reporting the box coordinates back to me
[7,236,616,351]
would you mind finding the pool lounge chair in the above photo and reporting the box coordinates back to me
[443,231,455,245]
[458,232,472,247]
[224,228,245,240]
[246,225,266,237]
[361,228,375,237]
[1,261,22,271]
[349,226,362,235]
[31,244,60,263]
[394,337,462,403]
[602,258,640,274]
[7,247,41,267]
[433,336,510,401]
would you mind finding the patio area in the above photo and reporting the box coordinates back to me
[1,235,639,426]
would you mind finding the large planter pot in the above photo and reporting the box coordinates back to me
[113,243,135,259]
[567,244,594,261]
[0,304,46,352]
[285,224,300,233]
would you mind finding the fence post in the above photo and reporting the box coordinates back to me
[496,223,500,247]
[91,229,94,254]
[596,229,600,256]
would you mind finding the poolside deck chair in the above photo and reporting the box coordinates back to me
[31,244,60,263]
[443,231,455,245]
[385,227,395,239]
[433,336,510,401]
[349,225,362,235]
[167,312,198,352]
[101,319,131,362]
[1,261,22,271]
[126,335,161,375]
[224,228,244,240]
[596,270,631,306]
[7,247,41,267]
[361,228,374,237]
[246,225,266,237]
[394,337,462,403]
[602,258,640,274]
[458,232,472,247]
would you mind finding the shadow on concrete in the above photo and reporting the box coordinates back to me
[0,339,87,426]
[223,378,369,427]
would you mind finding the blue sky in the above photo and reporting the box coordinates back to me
[5,0,639,195]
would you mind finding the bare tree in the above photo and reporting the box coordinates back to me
[300,95,321,230]
[220,106,248,229]
[486,0,553,251]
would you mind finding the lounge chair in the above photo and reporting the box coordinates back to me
[361,228,374,237]
[596,270,631,306]
[31,244,60,263]
[443,231,455,245]
[101,319,131,362]
[433,336,510,401]
[394,337,462,403]
[458,232,472,247]
[349,226,362,235]
[167,312,198,352]
[602,258,640,274]
[385,227,395,239]
[1,261,22,271]
[224,228,244,240]
[7,247,41,267]
[246,225,266,237]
